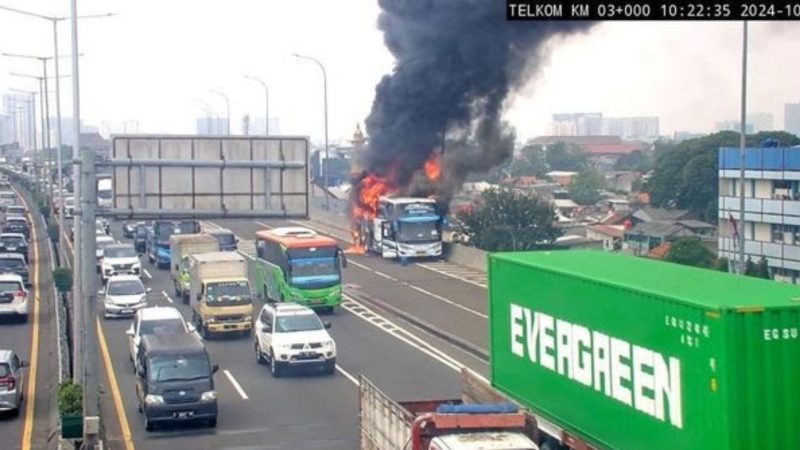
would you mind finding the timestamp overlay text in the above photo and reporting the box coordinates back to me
[507,0,800,20]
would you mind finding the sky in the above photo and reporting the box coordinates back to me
[0,0,798,145]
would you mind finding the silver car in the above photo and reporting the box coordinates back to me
[0,349,26,416]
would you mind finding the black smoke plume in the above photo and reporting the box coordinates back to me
[357,0,594,210]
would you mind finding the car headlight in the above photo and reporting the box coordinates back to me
[276,343,292,350]
[206,316,217,323]
[243,315,253,322]
[323,340,335,348]
[145,394,164,405]
[200,390,217,402]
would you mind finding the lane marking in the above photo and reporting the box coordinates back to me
[254,220,272,229]
[341,296,463,372]
[335,365,359,386]
[16,187,40,450]
[161,290,174,304]
[406,284,487,319]
[416,262,488,289]
[143,269,152,279]
[223,369,249,400]
[373,270,396,282]
[97,318,135,450]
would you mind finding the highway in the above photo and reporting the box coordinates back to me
[58,214,490,449]
[0,185,60,450]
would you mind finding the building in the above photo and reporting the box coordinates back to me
[624,221,698,255]
[631,207,690,225]
[600,117,660,141]
[716,120,754,134]
[786,102,800,136]
[586,224,625,251]
[546,171,578,187]
[718,146,800,283]
[196,117,230,135]
[748,113,774,132]
[551,113,603,136]
[248,117,281,136]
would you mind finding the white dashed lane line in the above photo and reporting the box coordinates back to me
[143,269,152,279]
[223,370,250,400]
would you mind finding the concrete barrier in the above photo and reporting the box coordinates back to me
[309,206,350,232]
[444,243,488,273]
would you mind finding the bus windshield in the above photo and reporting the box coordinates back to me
[397,219,440,243]
[287,247,340,289]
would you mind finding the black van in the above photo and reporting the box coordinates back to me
[135,333,218,431]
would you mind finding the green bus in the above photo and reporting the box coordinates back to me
[254,227,347,311]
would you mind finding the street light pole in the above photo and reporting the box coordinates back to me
[293,53,329,210]
[738,21,748,275]
[209,89,231,135]
[244,75,269,136]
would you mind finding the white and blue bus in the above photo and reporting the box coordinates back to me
[364,196,443,260]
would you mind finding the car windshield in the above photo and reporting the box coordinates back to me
[0,237,23,246]
[105,247,137,258]
[215,233,236,245]
[135,227,148,237]
[275,314,323,333]
[96,240,114,250]
[108,280,144,296]
[0,281,22,292]
[0,193,14,200]
[6,207,24,214]
[148,355,210,383]
[397,220,440,243]
[206,281,251,305]
[140,318,186,335]
[0,258,24,269]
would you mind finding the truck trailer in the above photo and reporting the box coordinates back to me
[489,250,800,450]
[360,370,540,450]
[170,233,220,303]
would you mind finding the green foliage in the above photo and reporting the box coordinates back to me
[666,237,716,268]
[646,131,800,221]
[57,380,82,416]
[746,256,771,279]
[545,142,587,172]
[569,169,605,205]
[458,188,561,252]
[614,149,653,172]
[52,268,73,293]
[713,257,730,272]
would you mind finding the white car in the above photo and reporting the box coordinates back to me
[126,306,193,372]
[254,303,336,377]
[96,235,115,272]
[0,274,28,322]
[101,244,141,282]
[102,275,149,319]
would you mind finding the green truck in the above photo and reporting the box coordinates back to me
[489,250,800,450]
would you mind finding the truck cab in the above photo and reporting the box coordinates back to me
[147,220,201,269]
[189,252,254,338]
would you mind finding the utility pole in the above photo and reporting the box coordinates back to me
[70,0,99,447]
[737,21,748,274]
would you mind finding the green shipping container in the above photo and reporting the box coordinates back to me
[489,251,800,450]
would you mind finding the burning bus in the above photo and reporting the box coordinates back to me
[358,196,443,260]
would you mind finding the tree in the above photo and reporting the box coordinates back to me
[458,188,561,252]
[665,237,715,268]
[614,149,653,172]
[645,131,800,221]
[755,256,771,279]
[545,142,587,172]
[569,169,605,205]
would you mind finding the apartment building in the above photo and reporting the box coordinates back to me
[718,146,800,283]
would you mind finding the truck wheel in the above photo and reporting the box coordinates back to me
[201,324,211,339]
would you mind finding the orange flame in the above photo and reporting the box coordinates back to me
[424,153,442,182]
[346,152,443,254]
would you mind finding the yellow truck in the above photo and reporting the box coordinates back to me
[189,252,254,338]
[170,234,219,304]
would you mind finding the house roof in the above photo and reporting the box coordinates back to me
[629,220,695,238]
[547,171,578,178]
[676,219,715,230]
[601,211,631,225]
[553,199,579,209]
[633,207,690,222]
[646,242,672,260]
[587,224,625,238]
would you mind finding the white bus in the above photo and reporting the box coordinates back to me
[363,196,443,260]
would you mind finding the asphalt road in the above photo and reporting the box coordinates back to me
[71,219,466,450]
[0,185,60,450]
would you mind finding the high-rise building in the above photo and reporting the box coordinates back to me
[196,117,230,135]
[718,146,800,283]
[786,102,800,136]
[551,113,660,141]
[748,113,774,132]
[715,120,754,134]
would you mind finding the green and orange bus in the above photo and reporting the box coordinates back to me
[254,227,347,311]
